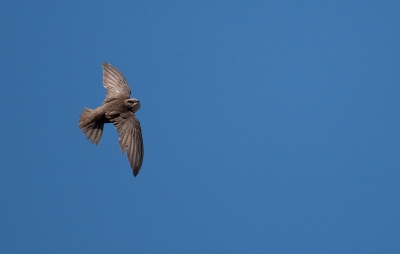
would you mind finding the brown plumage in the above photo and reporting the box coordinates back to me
[79,63,143,176]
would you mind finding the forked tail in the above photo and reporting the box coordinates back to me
[79,108,104,145]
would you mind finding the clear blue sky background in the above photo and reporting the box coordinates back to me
[1,1,399,253]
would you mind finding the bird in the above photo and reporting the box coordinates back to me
[79,62,144,176]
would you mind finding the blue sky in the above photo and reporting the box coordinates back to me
[1,1,399,253]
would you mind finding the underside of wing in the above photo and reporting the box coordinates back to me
[102,63,131,104]
[106,111,143,176]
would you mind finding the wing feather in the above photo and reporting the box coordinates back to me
[102,63,131,104]
[106,111,143,176]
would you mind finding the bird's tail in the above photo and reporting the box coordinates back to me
[79,108,104,145]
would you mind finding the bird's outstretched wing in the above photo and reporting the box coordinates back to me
[106,111,143,176]
[102,62,131,104]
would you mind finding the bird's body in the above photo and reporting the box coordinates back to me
[80,98,126,126]
[79,63,144,176]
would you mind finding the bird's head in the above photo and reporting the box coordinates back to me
[124,98,141,112]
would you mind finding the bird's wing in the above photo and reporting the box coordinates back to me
[106,111,143,176]
[102,62,131,104]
